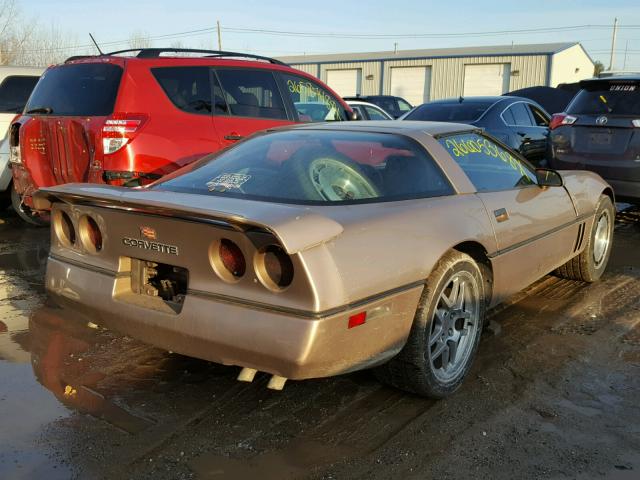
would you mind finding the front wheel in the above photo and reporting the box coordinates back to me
[555,194,614,282]
[375,250,486,398]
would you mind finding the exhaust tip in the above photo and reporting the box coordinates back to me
[237,367,257,383]
[267,375,287,391]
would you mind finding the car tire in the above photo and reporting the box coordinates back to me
[375,250,486,398]
[555,194,614,283]
[11,186,48,226]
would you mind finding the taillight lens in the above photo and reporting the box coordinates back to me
[219,239,246,277]
[256,245,294,291]
[210,239,246,282]
[79,215,103,253]
[53,210,76,247]
[9,145,21,164]
[549,113,577,130]
[632,120,640,128]
[102,114,147,154]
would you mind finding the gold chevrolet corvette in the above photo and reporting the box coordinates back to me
[34,121,615,397]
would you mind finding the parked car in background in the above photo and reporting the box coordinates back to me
[343,95,412,119]
[0,66,43,209]
[36,121,614,398]
[9,48,353,224]
[548,75,640,203]
[401,96,551,165]
[346,100,393,120]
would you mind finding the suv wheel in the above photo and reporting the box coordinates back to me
[11,186,48,226]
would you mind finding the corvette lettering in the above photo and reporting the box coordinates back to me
[122,237,179,255]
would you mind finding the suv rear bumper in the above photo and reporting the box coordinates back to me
[46,256,422,380]
[602,178,640,202]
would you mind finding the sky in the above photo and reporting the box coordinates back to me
[21,0,640,68]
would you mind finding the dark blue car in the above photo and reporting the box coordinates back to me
[401,96,551,165]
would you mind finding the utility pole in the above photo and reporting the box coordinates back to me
[217,20,222,51]
[623,40,629,70]
[608,17,618,71]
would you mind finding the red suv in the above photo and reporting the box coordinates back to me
[10,48,352,223]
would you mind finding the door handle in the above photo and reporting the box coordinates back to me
[224,134,243,141]
[494,208,509,223]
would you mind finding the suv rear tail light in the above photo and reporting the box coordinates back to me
[255,245,294,291]
[549,114,577,130]
[9,123,21,164]
[102,114,147,155]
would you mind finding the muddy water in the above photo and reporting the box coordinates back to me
[0,209,639,479]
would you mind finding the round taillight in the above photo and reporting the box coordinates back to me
[255,245,294,291]
[210,239,246,282]
[79,215,103,253]
[53,210,76,247]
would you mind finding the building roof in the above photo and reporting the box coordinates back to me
[278,42,579,65]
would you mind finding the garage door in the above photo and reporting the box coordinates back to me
[390,66,431,105]
[326,69,361,97]
[463,64,511,96]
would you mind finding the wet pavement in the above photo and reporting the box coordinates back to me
[0,206,639,479]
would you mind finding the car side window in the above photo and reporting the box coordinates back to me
[152,67,212,115]
[364,105,388,120]
[438,132,537,192]
[215,69,287,120]
[507,103,534,126]
[527,104,550,127]
[397,98,412,112]
[280,72,345,122]
[0,75,40,113]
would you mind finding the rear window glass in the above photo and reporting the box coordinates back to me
[154,130,453,205]
[25,63,122,116]
[568,82,640,115]
[0,75,40,113]
[405,102,492,122]
[152,67,212,115]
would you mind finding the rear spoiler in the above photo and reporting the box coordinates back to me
[34,184,343,254]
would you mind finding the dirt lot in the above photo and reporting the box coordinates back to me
[0,207,639,480]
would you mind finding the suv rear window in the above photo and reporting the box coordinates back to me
[25,63,123,116]
[568,81,640,115]
[0,76,40,113]
[404,102,493,122]
[155,130,453,204]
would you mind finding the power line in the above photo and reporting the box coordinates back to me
[6,23,640,55]
[220,24,640,40]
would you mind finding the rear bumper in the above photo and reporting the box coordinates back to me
[45,256,422,380]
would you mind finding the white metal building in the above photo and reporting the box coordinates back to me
[279,43,594,105]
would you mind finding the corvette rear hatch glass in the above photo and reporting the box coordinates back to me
[154,130,454,204]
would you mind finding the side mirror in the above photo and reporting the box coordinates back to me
[350,108,362,121]
[536,168,563,187]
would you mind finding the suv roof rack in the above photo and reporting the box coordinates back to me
[65,48,287,65]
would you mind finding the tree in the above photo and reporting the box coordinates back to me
[594,60,605,76]
[128,30,152,50]
[0,0,80,66]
